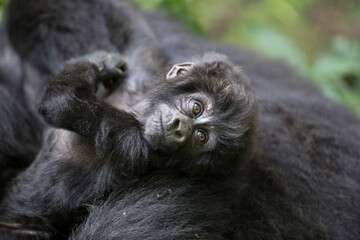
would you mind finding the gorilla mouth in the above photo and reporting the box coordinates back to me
[148,111,166,151]
[158,112,173,151]
[159,113,172,150]
[159,113,165,137]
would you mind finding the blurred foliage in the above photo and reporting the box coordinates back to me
[133,0,360,117]
[131,0,203,33]
[0,0,4,18]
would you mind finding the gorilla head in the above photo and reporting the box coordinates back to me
[135,52,259,175]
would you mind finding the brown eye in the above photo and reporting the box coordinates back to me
[197,129,208,143]
[193,102,202,117]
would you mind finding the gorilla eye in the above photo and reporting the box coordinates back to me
[193,102,202,117]
[196,129,208,143]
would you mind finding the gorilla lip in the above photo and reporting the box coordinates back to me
[159,113,165,137]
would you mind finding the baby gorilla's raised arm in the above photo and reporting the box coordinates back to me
[39,51,155,175]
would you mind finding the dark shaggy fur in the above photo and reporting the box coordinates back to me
[0,23,43,199]
[0,0,359,239]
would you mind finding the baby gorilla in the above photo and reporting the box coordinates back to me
[0,51,258,238]
[41,51,259,176]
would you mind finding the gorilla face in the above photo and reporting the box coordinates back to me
[135,53,259,175]
[144,92,217,152]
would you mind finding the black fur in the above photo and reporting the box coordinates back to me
[0,0,359,239]
[0,19,43,200]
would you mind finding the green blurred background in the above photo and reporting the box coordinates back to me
[0,0,359,117]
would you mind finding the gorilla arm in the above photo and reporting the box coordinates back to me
[39,52,156,175]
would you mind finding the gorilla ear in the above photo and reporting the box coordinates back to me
[166,62,194,80]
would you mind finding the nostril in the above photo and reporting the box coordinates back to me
[116,61,128,73]
[175,130,183,139]
[174,119,180,127]
[170,118,180,130]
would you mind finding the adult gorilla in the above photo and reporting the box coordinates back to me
[0,0,359,239]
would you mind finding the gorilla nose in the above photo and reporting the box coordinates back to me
[166,115,191,146]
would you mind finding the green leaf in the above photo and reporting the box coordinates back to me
[244,25,307,71]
